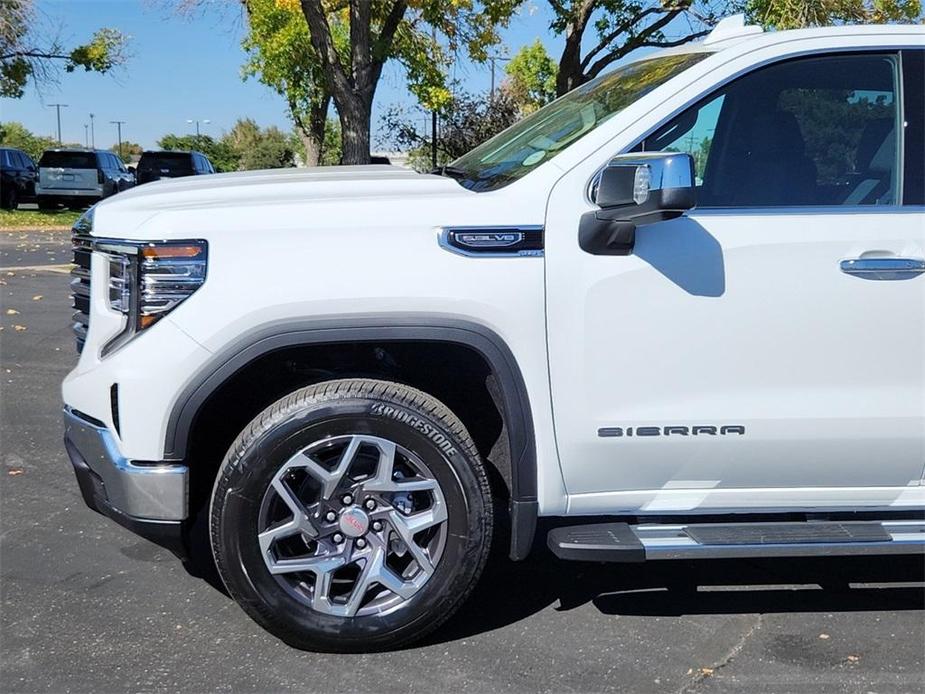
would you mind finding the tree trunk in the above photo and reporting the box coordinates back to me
[299,128,322,167]
[338,92,373,165]
[556,20,586,96]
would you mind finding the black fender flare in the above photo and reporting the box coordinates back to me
[164,315,538,560]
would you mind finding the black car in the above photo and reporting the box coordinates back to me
[0,147,38,209]
[136,150,215,184]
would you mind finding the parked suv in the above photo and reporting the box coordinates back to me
[136,150,215,185]
[0,147,37,209]
[37,149,134,210]
[62,19,925,652]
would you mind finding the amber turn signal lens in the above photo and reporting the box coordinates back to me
[138,314,160,329]
[142,245,203,259]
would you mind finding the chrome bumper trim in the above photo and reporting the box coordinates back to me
[63,407,188,521]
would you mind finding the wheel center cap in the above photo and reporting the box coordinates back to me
[339,507,370,537]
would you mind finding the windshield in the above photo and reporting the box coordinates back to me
[448,52,708,191]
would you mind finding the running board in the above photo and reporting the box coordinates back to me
[547,520,925,562]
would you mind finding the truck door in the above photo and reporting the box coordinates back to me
[545,50,925,513]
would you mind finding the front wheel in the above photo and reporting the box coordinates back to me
[210,379,493,651]
[2,186,18,210]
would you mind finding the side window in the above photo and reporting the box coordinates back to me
[640,53,900,207]
[193,154,204,172]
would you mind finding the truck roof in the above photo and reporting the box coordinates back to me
[653,14,925,60]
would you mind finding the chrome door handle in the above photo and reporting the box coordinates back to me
[840,257,925,280]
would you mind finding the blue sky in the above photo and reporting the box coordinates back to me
[0,0,564,150]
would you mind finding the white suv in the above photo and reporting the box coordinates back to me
[62,18,925,651]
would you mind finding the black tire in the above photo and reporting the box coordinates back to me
[2,186,18,210]
[210,378,493,652]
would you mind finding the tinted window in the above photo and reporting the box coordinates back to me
[0,150,9,169]
[640,54,900,207]
[39,151,98,169]
[139,152,193,170]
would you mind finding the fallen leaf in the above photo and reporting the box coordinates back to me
[5,308,19,315]
[7,468,24,476]
[699,668,714,677]
[5,272,13,276]
[32,295,43,301]
[846,655,860,663]
[13,324,26,332]
[819,634,830,640]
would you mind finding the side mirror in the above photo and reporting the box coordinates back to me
[127,166,136,174]
[582,152,696,255]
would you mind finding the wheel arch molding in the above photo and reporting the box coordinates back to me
[164,315,539,560]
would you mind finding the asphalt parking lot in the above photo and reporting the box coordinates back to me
[1,229,923,694]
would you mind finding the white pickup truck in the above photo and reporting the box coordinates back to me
[62,18,925,651]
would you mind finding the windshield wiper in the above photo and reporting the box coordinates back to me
[430,165,470,180]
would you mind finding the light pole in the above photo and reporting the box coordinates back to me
[84,124,89,147]
[488,54,510,102]
[110,120,126,159]
[186,119,210,137]
[89,113,95,148]
[49,103,68,144]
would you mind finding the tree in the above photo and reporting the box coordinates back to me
[381,89,519,170]
[0,0,129,97]
[505,39,558,112]
[298,0,520,164]
[290,117,342,166]
[157,133,240,172]
[111,141,142,164]
[547,1,725,96]
[242,0,335,166]
[222,117,296,170]
[0,120,57,160]
[746,0,921,28]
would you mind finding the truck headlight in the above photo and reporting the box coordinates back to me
[97,239,208,355]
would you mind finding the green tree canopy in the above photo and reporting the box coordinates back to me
[504,39,558,112]
[0,121,57,160]
[110,141,142,163]
[223,117,296,170]
[746,0,921,28]
[241,0,337,166]
[0,0,129,97]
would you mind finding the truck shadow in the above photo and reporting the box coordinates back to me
[427,549,924,646]
[178,514,924,645]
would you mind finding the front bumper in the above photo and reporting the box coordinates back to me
[64,407,190,555]
[37,186,102,198]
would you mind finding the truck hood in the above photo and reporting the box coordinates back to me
[97,165,470,216]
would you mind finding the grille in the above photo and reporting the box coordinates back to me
[71,228,92,353]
